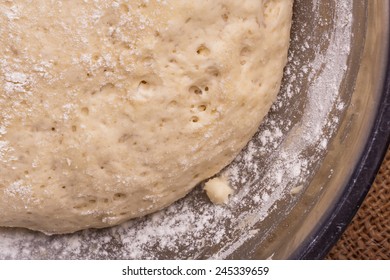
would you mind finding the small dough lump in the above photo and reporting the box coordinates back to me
[0,0,293,234]
[204,177,234,205]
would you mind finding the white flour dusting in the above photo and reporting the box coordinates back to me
[0,1,354,259]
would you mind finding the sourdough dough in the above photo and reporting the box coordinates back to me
[204,177,234,205]
[0,0,293,234]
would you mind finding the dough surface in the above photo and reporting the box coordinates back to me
[0,0,293,234]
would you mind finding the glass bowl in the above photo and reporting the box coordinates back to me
[0,0,389,259]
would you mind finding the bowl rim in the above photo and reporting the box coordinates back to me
[292,5,390,259]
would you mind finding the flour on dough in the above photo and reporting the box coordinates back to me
[0,0,293,234]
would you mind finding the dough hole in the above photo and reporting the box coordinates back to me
[99,83,115,94]
[73,204,87,210]
[73,198,98,210]
[190,116,199,123]
[168,100,178,107]
[222,13,229,21]
[240,46,252,65]
[206,66,220,77]
[139,80,148,86]
[142,56,153,65]
[92,53,100,62]
[71,125,77,132]
[118,134,131,143]
[189,86,202,95]
[196,45,210,56]
[137,75,163,91]
[198,105,207,111]
[113,193,127,201]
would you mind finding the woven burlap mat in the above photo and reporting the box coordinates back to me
[326,147,390,259]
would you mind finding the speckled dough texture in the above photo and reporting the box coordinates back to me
[0,0,293,234]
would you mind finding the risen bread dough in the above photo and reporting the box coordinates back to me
[0,0,293,234]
